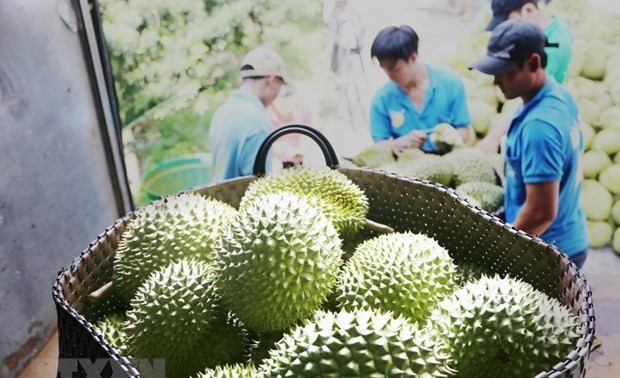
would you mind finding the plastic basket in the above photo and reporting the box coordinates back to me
[53,125,594,378]
[141,153,213,202]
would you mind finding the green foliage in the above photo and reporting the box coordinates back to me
[100,0,323,128]
[126,98,220,167]
[100,0,325,201]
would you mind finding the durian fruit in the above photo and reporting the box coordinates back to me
[444,147,497,187]
[126,258,248,378]
[93,314,129,356]
[453,260,494,287]
[247,330,285,365]
[340,222,382,258]
[345,143,397,168]
[337,232,458,324]
[486,152,505,177]
[429,275,581,378]
[429,123,465,153]
[396,147,426,162]
[215,192,343,333]
[455,181,504,212]
[113,193,237,302]
[260,309,455,377]
[238,165,369,238]
[400,154,454,187]
[195,364,261,378]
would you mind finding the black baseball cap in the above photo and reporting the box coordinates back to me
[485,0,539,31]
[470,19,551,75]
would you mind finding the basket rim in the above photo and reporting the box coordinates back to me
[53,214,140,376]
[53,168,595,378]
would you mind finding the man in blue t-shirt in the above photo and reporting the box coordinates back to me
[470,19,589,269]
[368,25,471,153]
[476,0,574,154]
[208,47,287,182]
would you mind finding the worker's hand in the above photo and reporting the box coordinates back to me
[392,130,427,152]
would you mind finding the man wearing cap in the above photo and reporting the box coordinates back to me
[208,47,287,182]
[485,0,572,84]
[476,0,573,154]
[369,25,471,153]
[471,19,589,269]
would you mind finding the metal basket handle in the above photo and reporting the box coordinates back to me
[253,124,340,176]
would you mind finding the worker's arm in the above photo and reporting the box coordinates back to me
[456,126,470,143]
[512,181,559,237]
[476,121,509,154]
[373,130,428,152]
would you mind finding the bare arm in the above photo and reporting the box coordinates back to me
[512,181,559,237]
[457,126,470,143]
[476,120,509,154]
[375,130,428,153]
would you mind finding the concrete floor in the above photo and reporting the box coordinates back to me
[17,0,620,376]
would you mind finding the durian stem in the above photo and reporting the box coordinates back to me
[87,281,113,304]
[363,218,394,234]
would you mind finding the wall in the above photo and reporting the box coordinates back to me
[0,0,132,376]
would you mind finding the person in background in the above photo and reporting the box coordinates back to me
[448,0,477,22]
[368,25,471,153]
[208,47,287,182]
[485,0,572,84]
[266,84,311,168]
[324,0,365,82]
[476,0,574,153]
[470,19,589,269]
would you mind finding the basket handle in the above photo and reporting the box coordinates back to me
[253,124,340,176]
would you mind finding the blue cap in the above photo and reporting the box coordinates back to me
[485,0,539,31]
[471,19,551,75]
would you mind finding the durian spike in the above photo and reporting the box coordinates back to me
[363,219,394,234]
[87,281,113,304]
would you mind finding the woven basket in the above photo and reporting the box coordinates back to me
[53,125,594,377]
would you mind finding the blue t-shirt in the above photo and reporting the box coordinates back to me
[504,79,589,256]
[544,15,573,84]
[208,90,272,183]
[369,64,471,151]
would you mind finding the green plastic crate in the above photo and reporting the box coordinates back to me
[142,154,213,202]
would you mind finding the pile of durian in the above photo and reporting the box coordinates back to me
[94,166,580,378]
[345,146,505,214]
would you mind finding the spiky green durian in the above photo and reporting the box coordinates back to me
[216,192,343,333]
[453,260,494,287]
[346,143,397,168]
[93,314,129,356]
[247,330,285,365]
[444,147,497,187]
[429,275,581,378]
[486,152,505,176]
[337,232,458,323]
[195,364,262,378]
[397,147,426,162]
[399,154,454,187]
[113,193,237,302]
[126,258,247,378]
[430,123,465,153]
[260,309,455,377]
[238,165,368,238]
[455,181,504,212]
